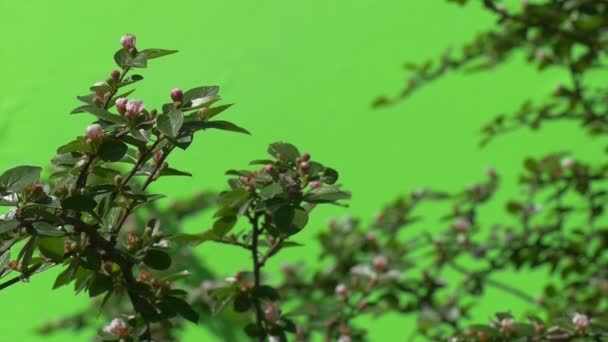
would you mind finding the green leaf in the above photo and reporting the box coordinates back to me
[199,104,233,120]
[304,186,351,203]
[268,142,300,163]
[88,273,113,298]
[0,251,10,271]
[119,74,143,87]
[272,205,309,236]
[71,105,126,124]
[259,183,284,199]
[98,140,128,162]
[244,323,263,338]
[37,237,65,262]
[114,49,148,68]
[164,296,199,323]
[0,220,21,234]
[212,216,237,237]
[57,138,92,154]
[158,109,184,138]
[140,49,178,60]
[160,167,192,177]
[182,86,220,105]
[33,222,65,237]
[322,167,339,184]
[143,249,172,270]
[253,285,280,301]
[53,260,80,289]
[186,120,250,135]
[0,166,42,193]
[233,293,252,312]
[61,195,97,212]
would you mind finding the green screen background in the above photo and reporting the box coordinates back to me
[0,1,601,340]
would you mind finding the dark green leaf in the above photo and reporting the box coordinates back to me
[143,249,172,270]
[61,195,97,212]
[98,140,128,162]
[187,120,250,135]
[158,109,184,138]
[0,166,42,193]
[164,296,199,323]
[212,216,237,237]
[304,186,351,203]
[33,222,65,237]
[268,142,300,163]
[0,220,21,234]
[140,49,178,60]
[88,273,113,298]
[233,293,252,312]
[272,206,309,236]
[71,105,126,124]
[37,237,65,262]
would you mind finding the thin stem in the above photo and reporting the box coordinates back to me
[249,212,265,342]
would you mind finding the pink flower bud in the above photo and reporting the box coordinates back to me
[337,336,352,342]
[264,164,275,173]
[452,217,471,232]
[86,124,104,142]
[264,303,280,322]
[310,181,322,189]
[125,99,144,118]
[572,313,589,331]
[120,34,136,52]
[561,157,575,169]
[486,167,497,178]
[153,150,163,164]
[171,88,183,102]
[500,318,515,334]
[335,283,349,299]
[299,161,310,171]
[103,318,129,337]
[115,97,128,115]
[93,81,107,98]
[372,255,389,272]
[111,70,120,81]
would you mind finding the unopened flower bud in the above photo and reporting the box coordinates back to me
[103,261,114,274]
[335,283,349,299]
[572,313,589,331]
[478,331,489,341]
[300,153,311,162]
[111,70,121,81]
[561,157,575,169]
[8,261,16,270]
[486,167,497,178]
[115,97,128,115]
[120,34,136,52]
[310,181,322,189]
[113,175,123,186]
[372,255,389,272]
[153,151,163,164]
[103,318,129,337]
[264,164,275,173]
[264,303,280,323]
[452,217,471,232]
[64,241,72,253]
[138,271,150,282]
[299,161,310,171]
[337,336,351,342]
[170,88,183,102]
[93,81,107,98]
[125,99,144,119]
[127,232,138,245]
[500,318,515,335]
[86,124,104,142]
